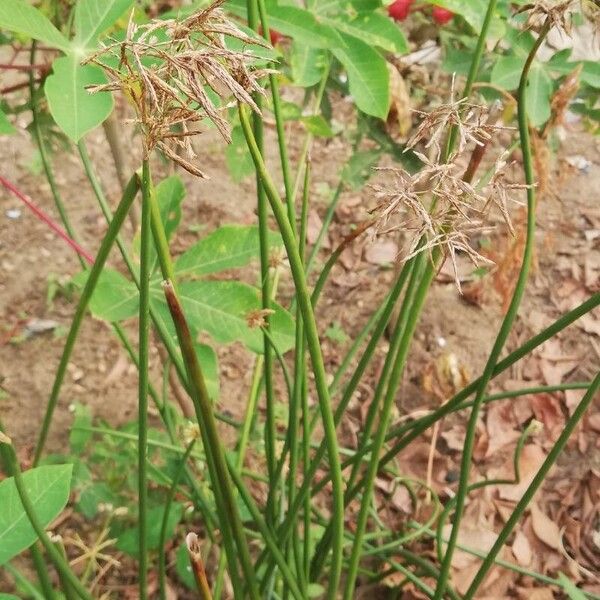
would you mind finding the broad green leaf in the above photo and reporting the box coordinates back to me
[442,46,474,76]
[491,55,523,91]
[225,126,255,183]
[227,1,341,48]
[0,465,73,565]
[0,0,70,52]
[45,55,114,142]
[332,33,389,119]
[0,595,20,600]
[116,503,183,556]
[175,225,282,278]
[323,13,408,54]
[155,176,184,242]
[290,43,328,87]
[302,115,334,137]
[526,63,552,127]
[76,482,118,519]
[177,281,295,353]
[546,53,600,89]
[0,107,15,135]
[73,269,139,322]
[427,0,505,39]
[341,149,382,189]
[196,343,220,400]
[74,0,134,50]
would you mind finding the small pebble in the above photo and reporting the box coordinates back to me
[6,208,21,219]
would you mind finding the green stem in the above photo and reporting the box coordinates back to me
[433,21,552,599]
[443,0,499,161]
[464,369,600,598]
[30,543,57,600]
[239,104,344,600]
[33,174,140,465]
[342,260,430,598]
[138,159,152,600]
[159,441,196,600]
[162,280,260,600]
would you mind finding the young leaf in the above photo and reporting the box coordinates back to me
[0,0,71,52]
[332,33,390,119]
[0,465,73,565]
[116,503,184,557]
[45,55,114,142]
[175,225,282,278]
[74,0,134,51]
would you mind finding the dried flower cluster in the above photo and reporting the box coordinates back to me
[518,0,577,34]
[86,0,268,177]
[371,92,527,291]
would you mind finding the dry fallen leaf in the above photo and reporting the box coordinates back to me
[512,530,533,566]
[530,502,561,550]
[440,524,498,569]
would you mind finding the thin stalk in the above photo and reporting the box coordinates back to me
[342,260,430,598]
[137,159,152,600]
[159,441,196,600]
[239,104,345,599]
[245,0,278,523]
[28,41,86,271]
[33,174,140,464]
[465,369,600,598]
[30,543,57,600]
[433,21,552,599]
[255,258,413,582]
[163,280,260,600]
[443,0,499,161]
[53,538,78,600]
[0,426,94,600]
[4,562,45,600]
[186,534,213,600]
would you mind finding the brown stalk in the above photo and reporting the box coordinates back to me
[186,533,213,600]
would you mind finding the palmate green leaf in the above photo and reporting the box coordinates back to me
[0,465,73,565]
[332,33,389,119]
[0,107,15,135]
[175,225,282,278]
[0,0,70,52]
[74,0,134,51]
[45,55,114,142]
[323,12,408,54]
[79,270,295,354]
[177,281,295,354]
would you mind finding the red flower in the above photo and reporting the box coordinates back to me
[432,6,454,25]
[388,0,414,22]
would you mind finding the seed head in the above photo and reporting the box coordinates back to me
[86,0,268,177]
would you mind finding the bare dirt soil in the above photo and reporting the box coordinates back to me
[1,101,600,596]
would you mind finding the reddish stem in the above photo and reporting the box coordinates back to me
[0,63,46,71]
[0,175,95,265]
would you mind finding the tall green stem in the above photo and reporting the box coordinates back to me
[239,104,344,599]
[33,175,140,464]
[163,280,260,600]
[433,21,552,599]
[137,159,152,600]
